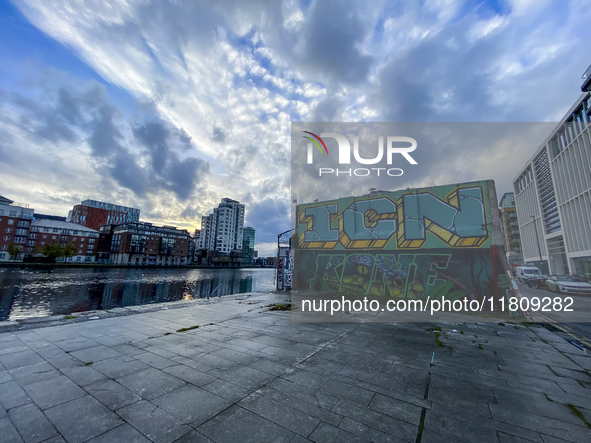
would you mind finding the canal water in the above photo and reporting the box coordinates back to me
[0,267,276,321]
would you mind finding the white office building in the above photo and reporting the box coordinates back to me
[198,198,245,254]
[513,78,591,277]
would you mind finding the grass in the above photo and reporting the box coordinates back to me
[64,315,77,320]
[268,304,293,311]
[498,323,505,326]
[84,361,93,366]
[478,343,484,350]
[567,404,591,429]
[176,325,199,332]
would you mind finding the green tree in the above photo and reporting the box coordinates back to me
[7,244,22,261]
[40,241,63,262]
[62,243,78,262]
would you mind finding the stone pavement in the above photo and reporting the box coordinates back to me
[0,291,590,443]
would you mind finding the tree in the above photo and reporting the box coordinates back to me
[7,244,22,261]
[62,243,78,262]
[40,242,63,262]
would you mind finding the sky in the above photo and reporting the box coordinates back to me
[0,0,590,256]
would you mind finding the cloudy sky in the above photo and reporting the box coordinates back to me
[0,0,590,255]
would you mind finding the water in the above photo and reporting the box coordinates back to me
[0,267,276,321]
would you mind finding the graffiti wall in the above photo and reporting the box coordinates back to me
[294,180,505,303]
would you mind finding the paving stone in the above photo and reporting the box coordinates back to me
[267,378,340,410]
[338,416,406,443]
[201,378,251,402]
[0,369,13,384]
[0,416,23,443]
[70,345,121,363]
[45,395,123,442]
[319,378,376,406]
[23,375,85,410]
[87,424,151,443]
[84,379,141,410]
[0,349,44,370]
[116,400,191,443]
[91,355,151,379]
[9,362,61,386]
[172,430,214,442]
[8,403,58,443]
[275,393,344,427]
[117,368,185,400]
[54,337,99,352]
[489,403,591,441]
[133,351,177,369]
[239,393,320,437]
[162,365,217,386]
[368,393,423,426]
[152,384,232,425]
[198,405,294,443]
[331,399,418,442]
[248,358,290,376]
[308,421,366,443]
[0,381,32,410]
[60,365,108,386]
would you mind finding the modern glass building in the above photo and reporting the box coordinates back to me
[513,79,591,278]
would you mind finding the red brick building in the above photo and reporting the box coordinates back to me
[28,220,99,263]
[69,199,140,231]
[109,222,191,265]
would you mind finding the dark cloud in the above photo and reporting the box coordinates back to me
[88,104,124,157]
[245,198,290,243]
[212,126,226,142]
[2,69,209,202]
[297,1,373,84]
[133,119,209,200]
[311,96,343,122]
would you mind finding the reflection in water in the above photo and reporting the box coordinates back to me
[0,267,276,321]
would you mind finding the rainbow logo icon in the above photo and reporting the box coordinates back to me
[302,131,328,155]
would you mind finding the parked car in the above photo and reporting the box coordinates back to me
[546,275,591,294]
[527,275,549,289]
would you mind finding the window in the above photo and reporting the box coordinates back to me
[43,228,49,232]
[9,211,16,216]
[1,245,7,250]
[72,237,77,241]
[3,236,8,241]
[7,219,14,225]
[53,229,59,233]
[51,235,57,240]
[6,228,12,233]
[42,235,47,239]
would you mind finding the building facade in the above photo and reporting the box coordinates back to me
[69,199,140,231]
[513,89,591,277]
[499,193,522,266]
[198,198,245,265]
[0,196,34,261]
[28,220,99,262]
[109,222,191,266]
[242,227,256,266]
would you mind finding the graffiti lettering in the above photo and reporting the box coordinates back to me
[298,185,489,250]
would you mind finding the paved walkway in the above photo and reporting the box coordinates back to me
[0,291,590,442]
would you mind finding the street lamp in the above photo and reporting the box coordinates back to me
[530,215,543,269]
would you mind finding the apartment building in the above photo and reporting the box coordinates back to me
[0,195,34,261]
[109,222,191,266]
[513,80,591,277]
[28,219,99,263]
[499,193,522,266]
[69,199,140,231]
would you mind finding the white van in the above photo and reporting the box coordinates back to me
[515,266,542,283]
